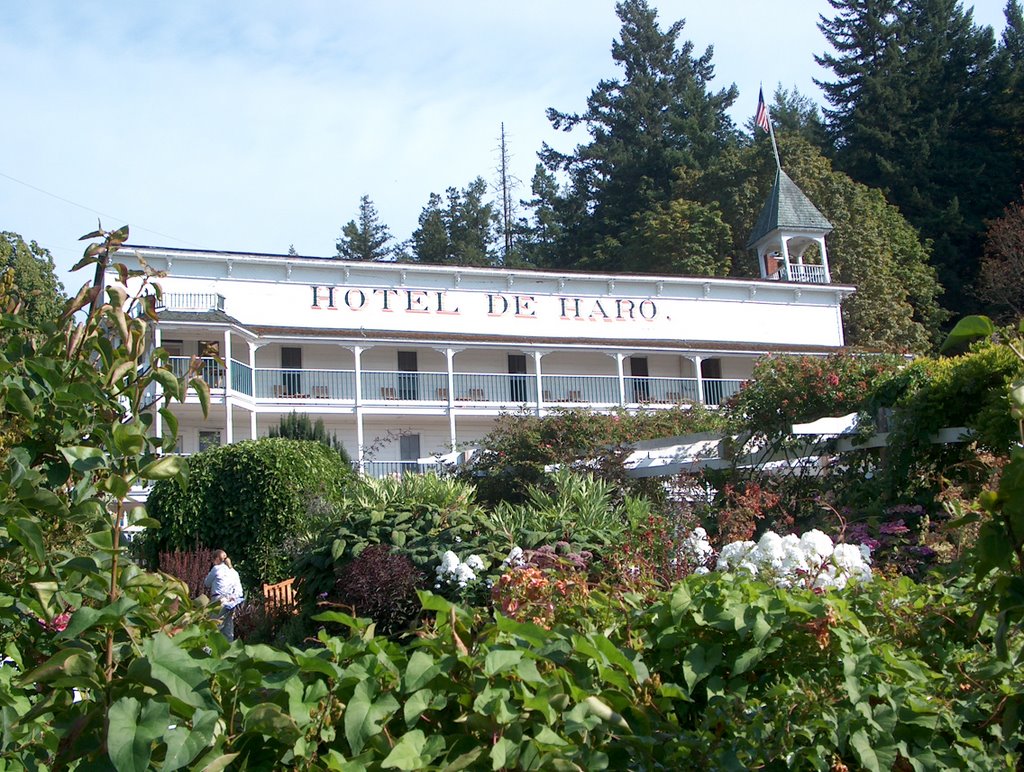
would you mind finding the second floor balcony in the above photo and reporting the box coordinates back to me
[168,357,745,409]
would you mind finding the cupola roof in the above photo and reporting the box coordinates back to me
[746,168,833,248]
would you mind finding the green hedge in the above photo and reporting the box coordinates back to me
[145,438,353,585]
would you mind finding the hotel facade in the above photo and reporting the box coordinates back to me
[119,170,853,475]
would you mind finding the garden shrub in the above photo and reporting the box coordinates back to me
[728,351,904,435]
[292,473,488,612]
[482,469,653,555]
[330,545,424,636]
[462,405,727,505]
[145,437,354,586]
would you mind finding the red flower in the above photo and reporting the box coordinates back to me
[827,373,840,386]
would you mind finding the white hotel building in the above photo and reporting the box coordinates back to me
[120,170,853,475]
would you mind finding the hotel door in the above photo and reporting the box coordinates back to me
[508,354,528,402]
[282,347,302,396]
[630,356,650,402]
[398,351,419,400]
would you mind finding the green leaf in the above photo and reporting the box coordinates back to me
[484,649,523,676]
[940,315,994,354]
[9,517,46,563]
[5,385,35,419]
[139,455,185,481]
[244,703,301,744]
[60,445,108,473]
[191,377,210,417]
[848,728,882,772]
[163,708,219,772]
[381,729,427,770]
[344,680,399,755]
[113,422,146,456]
[403,650,440,693]
[137,633,210,708]
[108,696,170,772]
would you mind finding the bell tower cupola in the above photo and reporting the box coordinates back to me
[746,168,833,284]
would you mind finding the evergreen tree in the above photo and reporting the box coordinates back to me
[267,411,352,466]
[816,0,1011,316]
[0,232,65,329]
[336,195,394,261]
[767,85,829,152]
[539,0,738,271]
[410,178,497,266]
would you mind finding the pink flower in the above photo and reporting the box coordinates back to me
[827,373,840,386]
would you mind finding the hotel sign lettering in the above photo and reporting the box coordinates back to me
[310,286,658,323]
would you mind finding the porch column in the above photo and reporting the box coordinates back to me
[779,234,792,281]
[247,340,257,440]
[153,326,163,444]
[446,347,457,451]
[818,236,832,283]
[533,351,545,416]
[354,346,365,472]
[615,353,626,407]
[693,355,705,405]
[223,330,233,443]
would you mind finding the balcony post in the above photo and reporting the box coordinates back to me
[223,330,233,444]
[615,352,626,407]
[818,235,832,283]
[354,346,365,473]
[446,347,457,451]
[247,340,258,440]
[533,351,545,416]
[780,235,792,281]
[693,355,705,405]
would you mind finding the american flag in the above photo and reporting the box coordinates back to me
[755,88,770,133]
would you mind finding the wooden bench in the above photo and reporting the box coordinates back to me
[262,577,297,616]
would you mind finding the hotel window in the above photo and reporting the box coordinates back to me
[198,430,222,452]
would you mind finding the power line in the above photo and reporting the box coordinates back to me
[0,168,204,247]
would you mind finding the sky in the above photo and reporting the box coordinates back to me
[0,1,1011,290]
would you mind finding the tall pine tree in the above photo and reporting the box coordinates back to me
[538,0,738,271]
[336,195,394,261]
[816,0,1011,316]
[410,179,497,267]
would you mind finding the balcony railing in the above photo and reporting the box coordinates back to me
[771,262,829,284]
[362,460,445,478]
[171,361,745,409]
[158,292,226,312]
[255,367,357,400]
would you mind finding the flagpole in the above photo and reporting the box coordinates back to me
[767,117,782,171]
[759,83,782,170]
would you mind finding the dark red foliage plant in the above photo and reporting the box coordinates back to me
[159,545,219,598]
[332,545,424,636]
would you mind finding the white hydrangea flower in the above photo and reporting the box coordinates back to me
[799,530,834,563]
[712,528,872,591]
[464,554,485,572]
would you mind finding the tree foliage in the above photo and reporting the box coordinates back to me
[336,195,394,261]
[536,0,738,271]
[0,231,65,329]
[410,178,497,266]
[688,134,946,350]
[976,189,1024,321]
[816,0,1013,316]
[268,411,352,466]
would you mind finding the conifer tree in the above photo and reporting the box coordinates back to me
[539,0,738,271]
[410,178,497,266]
[816,0,1011,316]
[267,411,352,466]
[336,195,394,261]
